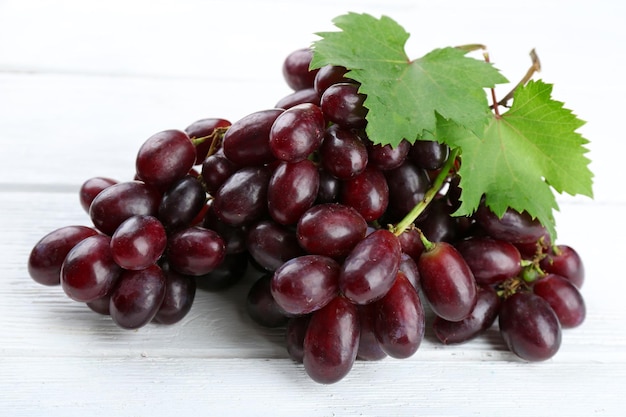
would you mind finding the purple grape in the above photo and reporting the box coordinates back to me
[201,153,237,195]
[110,264,167,329]
[339,229,401,305]
[320,82,367,129]
[409,140,450,170]
[532,274,585,328]
[60,235,121,302]
[269,103,325,162]
[314,65,354,96]
[89,180,161,236]
[303,295,359,384]
[282,48,318,91]
[79,176,118,213]
[166,226,226,276]
[340,166,389,222]
[399,253,420,290]
[28,225,99,286]
[367,139,411,171]
[385,161,430,220]
[275,88,321,110]
[195,252,248,291]
[540,245,585,288]
[222,109,283,167]
[247,274,289,328]
[212,166,271,227]
[316,168,341,203]
[110,215,167,270]
[135,129,196,192]
[319,125,368,180]
[184,117,231,164]
[455,236,522,286]
[158,176,207,231]
[356,304,387,361]
[296,203,367,259]
[267,159,319,225]
[499,291,561,361]
[285,315,311,363]
[433,285,501,344]
[418,241,477,322]
[154,263,197,325]
[246,220,305,271]
[475,205,547,245]
[373,272,425,359]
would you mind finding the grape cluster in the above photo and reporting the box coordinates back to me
[27,47,586,384]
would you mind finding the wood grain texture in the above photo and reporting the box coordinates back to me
[1,1,625,415]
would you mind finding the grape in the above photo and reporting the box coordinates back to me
[271,255,340,316]
[385,161,430,220]
[316,168,341,203]
[110,215,167,270]
[455,236,522,286]
[110,264,167,329]
[267,159,319,225]
[247,274,289,328]
[212,166,271,227]
[282,48,318,91]
[399,253,420,290]
[136,129,196,192]
[433,285,500,344]
[184,117,231,164]
[373,272,425,359]
[201,153,237,195]
[195,252,248,291]
[158,176,207,231]
[60,235,121,302]
[415,199,461,243]
[79,176,117,213]
[275,88,321,110]
[222,109,283,166]
[296,203,367,259]
[418,241,477,322]
[202,201,247,255]
[285,315,311,363]
[397,227,425,262]
[540,245,585,288]
[89,180,161,236]
[340,166,389,222]
[320,82,367,128]
[303,295,359,384]
[532,274,585,328]
[367,139,411,171]
[475,205,547,245]
[340,229,401,305]
[313,65,354,96]
[245,220,304,271]
[499,292,561,361]
[319,125,368,180]
[28,225,98,286]
[166,226,226,276]
[269,103,325,162]
[154,263,197,325]
[409,140,450,170]
[86,294,111,316]
[356,304,387,361]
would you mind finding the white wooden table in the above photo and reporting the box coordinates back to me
[1,1,625,415]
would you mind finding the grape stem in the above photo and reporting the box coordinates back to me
[190,126,230,159]
[495,49,541,108]
[391,147,460,238]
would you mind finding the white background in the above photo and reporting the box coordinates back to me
[1,1,624,416]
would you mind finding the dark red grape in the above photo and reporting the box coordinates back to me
[89,180,161,236]
[418,241,477,322]
[269,103,325,162]
[271,255,340,316]
[320,82,367,129]
[222,109,282,166]
[540,245,585,288]
[397,227,425,262]
[356,303,387,361]
[110,264,167,329]
[409,140,450,170]
[195,252,248,291]
[267,159,319,225]
[110,215,167,270]
[246,220,304,271]
[319,125,368,180]
[282,48,318,91]
[28,225,99,286]
[385,161,430,220]
[316,168,341,203]
[247,274,289,328]
[475,205,547,245]
[399,253,420,290]
[166,226,226,276]
[135,129,196,192]
[286,315,311,363]
[212,166,271,227]
[373,272,425,359]
[79,176,118,213]
[533,274,585,328]
[433,285,501,344]
[86,294,111,316]
[184,117,231,164]
[154,263,196,325]
[303,295,359,384]
[296,203,367,259]
[340,166,389,222]
[314,65,355,96]
[367,139,411,171]
[201,153,237,195]
[499,291,561,361]
[60,235,121,302]
[158,176,207,232]
[455,236,522,286]
[275,88,321,109]
[340,229,401,305]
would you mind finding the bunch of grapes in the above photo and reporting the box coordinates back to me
[27,47,586,384]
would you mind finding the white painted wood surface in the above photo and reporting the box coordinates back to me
[1,1,625,415]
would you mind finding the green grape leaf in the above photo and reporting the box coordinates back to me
[310,12,508,147]
[435,79,593,240]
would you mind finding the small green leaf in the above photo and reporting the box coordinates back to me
[310,12,508,147]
